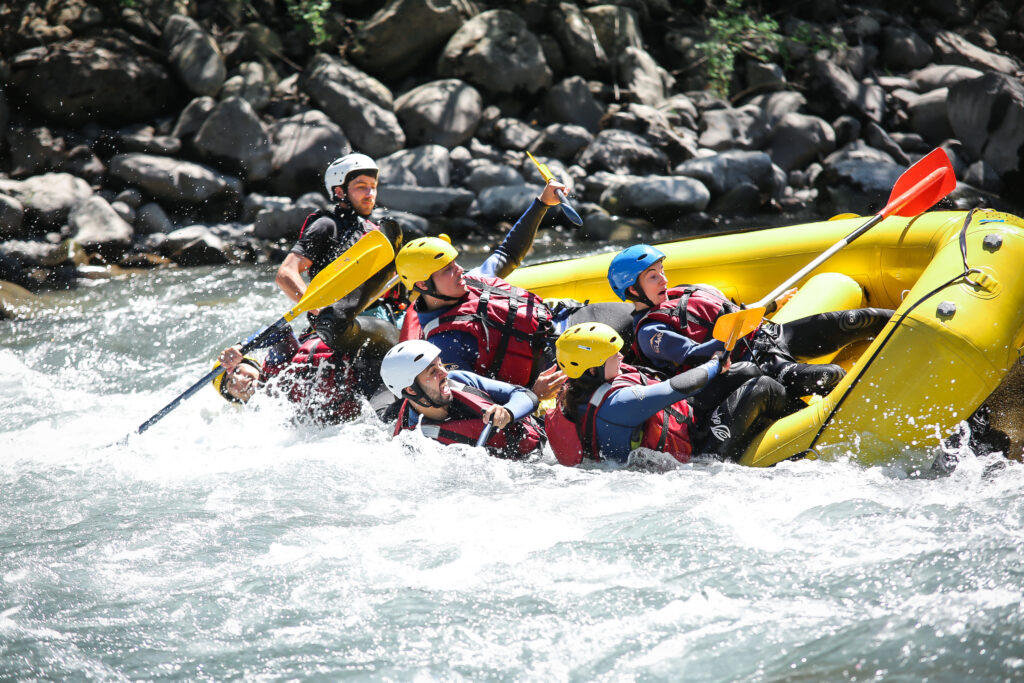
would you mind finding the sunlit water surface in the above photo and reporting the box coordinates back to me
[2,261,1023,681]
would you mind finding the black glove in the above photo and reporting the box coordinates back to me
[312,303,352,349]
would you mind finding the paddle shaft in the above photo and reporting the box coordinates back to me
[554,189,583,226]
[476,422,493,448]
[134,319,286,434]
[752,164,950,309]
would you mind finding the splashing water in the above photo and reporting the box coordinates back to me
[2,265,1023,680]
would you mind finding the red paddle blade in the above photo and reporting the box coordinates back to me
[882,147,957,218]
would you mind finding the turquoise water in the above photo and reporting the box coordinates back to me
[2,265,1023,681]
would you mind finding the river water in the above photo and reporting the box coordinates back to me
[2,256,1023,681]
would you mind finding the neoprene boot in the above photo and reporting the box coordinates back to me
[776,361,845,397]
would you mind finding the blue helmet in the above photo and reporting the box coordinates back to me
[607,245,666,301]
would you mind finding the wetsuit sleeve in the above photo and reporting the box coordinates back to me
[289,216,334,262]
[637,321,725,368]
[600,360,719,427]
[452,371,539,421]
[668,359,719,395]
[477,199,550,279]
[429,330,479,374]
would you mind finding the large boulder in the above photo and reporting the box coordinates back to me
[699,105,769,151]
[468,184,539,221]
[544,76,605,133]
[910,64,985,92]
[617,46,674,107]
[907,87,954,145]
[0,194,25,240]
[376,186,475,216]
[948,72,1024,177]
[348,0,477,79]
[577,129,669,175]
[584,5,644,55]
[265,110,350,198]
[551,2,608,78]
[68,196,134,257]
[600,176,710,216]
[193,97,272,181]
[881,26,933,70]
[394,79,482,149]
[162,225,232,266]
[162,15,226,97]
[377,146,452,187]
[0,173,93,235]
[812,57,885,123]
[301,55,405,158]
[108,154,243,204]
[769,113,836,172]
[933,29,1021,75]
[438,10,552,96]
[7,37,181,125]
[674,151,775,196]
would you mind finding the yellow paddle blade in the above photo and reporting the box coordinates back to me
[713,307,767,351]
[526,151,554,183]
[283,230,394,322]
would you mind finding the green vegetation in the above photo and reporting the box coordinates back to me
[697,0,782,97]
[284,0,332,47]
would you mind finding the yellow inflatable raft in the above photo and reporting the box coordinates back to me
[508,209,1024,467]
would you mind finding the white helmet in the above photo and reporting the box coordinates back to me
[324,153,379,195]
[380,340,441,398]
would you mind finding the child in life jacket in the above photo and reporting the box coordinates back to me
[546,322,787,466]
[379,340,546,460]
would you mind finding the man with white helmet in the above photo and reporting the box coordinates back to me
[379,340,546,459]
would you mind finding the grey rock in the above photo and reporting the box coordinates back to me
[948,72,1024,176]
[117,188,145,211]
[710,182,762,214]
[493,118,542,151]
[110,201,135,225]
[659,94,699,130]
[769,113,836,172]
[889,132,932,154]
[163,225,232,266]
[193,97,272,181]
[864,121,911,166]
[832,115,861,148]
[377,145,452,187]
[530,124,594,161]
[219,61,273,111]
[674,150,775,196]
[964,159,1002,193]
[171,96,216,140]
[907,87,954,145]
[266,109,350,198]
[379,210,429,239]
[163,15,226,97]
[813,57,886,122]
[68,195,134,256]
[933,29,1021,74]
[395,79,482,149]
[882,26,933,70]
[439,10,552,96]
[584,5,644,56]
[252,200,311,240]
[7,37,181,126]
[349,0,476,80]
[551,2,608,78]
[600,175,710,216]
[577,129,670,175]
[0,194,25,240]
[744,91,807,127]
[5,126,65,177]
[464,161,525,193]
[0,173,93,234]
[544,77,604,133]
[745,61,786,90]
[699,105,769,151]
[580,212,650,242]
[910,64,985,91]
[376,185,475,216]
[136,202,174,235]
[617,46,674,107]
[301,55,405,158]
[108,153,243,204]
[469,184,540,220]
[114,127,182,156]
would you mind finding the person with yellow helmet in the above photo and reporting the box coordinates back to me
[545,322,788,466]
[394,178,572,401]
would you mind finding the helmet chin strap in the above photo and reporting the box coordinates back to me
[405,380,448,410]
[627,285,656,309]
[413,280,463,303]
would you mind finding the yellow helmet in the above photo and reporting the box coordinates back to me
[395,235,458,289]
[556,322,624,379]
[211,357,261,403]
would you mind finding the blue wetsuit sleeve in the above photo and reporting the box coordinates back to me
[429,330,479,374]
[477,198,549,279]
[451,371,539,421]
[637,321,725,368]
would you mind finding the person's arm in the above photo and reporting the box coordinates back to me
[452,371,539,423]
[600,359,720,426]
[637,321,724,368]
[478,180,566,280]
[275,252,312,303]
[428,329,479,374]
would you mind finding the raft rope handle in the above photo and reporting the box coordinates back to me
[807,209,981,451]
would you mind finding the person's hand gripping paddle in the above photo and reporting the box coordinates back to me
[526,151,583,226]
[129,230,395,438]
[712,147,956,351]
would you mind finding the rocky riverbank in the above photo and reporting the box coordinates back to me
[2,0,1023,317]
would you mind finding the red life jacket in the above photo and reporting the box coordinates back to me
[421,275,554,386]
[266,336,362,423]
[545,369,694,466]
[393,381,545,459]
[633,285,753,369]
